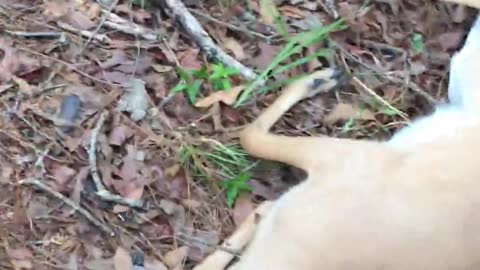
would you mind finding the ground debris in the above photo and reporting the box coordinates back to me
[0,0,474,268]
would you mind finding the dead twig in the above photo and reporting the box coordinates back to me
[156,0,262,83]
[352,76,410,121]
[188,8,273,40]
[88,111,145,209]
[78,0,118,56]
[317,0,339,18]
[335,43,438,104]
[18,178,115,236]
[5,30,65,39]
[18,46,121,86]
[101,10,159,41]
[316,0,339,18]
[56,21,112,44]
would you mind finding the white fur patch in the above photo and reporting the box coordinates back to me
[388,14,480,150]
[387,105,480,150]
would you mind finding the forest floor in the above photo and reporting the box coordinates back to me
[0,0,476,269]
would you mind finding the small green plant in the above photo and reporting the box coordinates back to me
[411,33,424,54]
[235,19,348,106]
[369,98,402,117]
[210,63,240,90]
[220,173,253,208]
[171,63,240,104]
[179,142,254,208]
[341,117,356,134]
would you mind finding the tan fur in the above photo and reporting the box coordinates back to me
[443,0,480,9]
[193,1,480,270]
[233,70,480,270]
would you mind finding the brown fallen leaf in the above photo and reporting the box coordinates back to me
[26,197,50,219]
[7,247,33,270]
[324,103,376,124]
[118,144,143,182]
[177,227,220,262]
[233,193,256,227]
[452,5,468,23]
[223,38,246,61]
[12,76,33,95]
[113,145,145,213]
[144,258,168,270]
[194,85,244,108]
[115,4,152,24]
[435,31,464,51]
[100,50,128,69]
[103,71,132,84]
[84,258,115,270]
[113,183,144,213]
[43,0,72,19]
[109,125,134,146]
[1,162,14,184]
[63,86,111,117]
[298,0,319,10]
[117,78,151,121]
[0,39,39,82]
[163,247,189,269]
[152,64,174,73]
[159,199,186,230]
[278,5,305,19]
[178,48,202,70]
[249,42,282,71]
[66,11,95,30]
[165,164,180,177]
[114,56,153,74]
[259,0,277,25]
[70,166,90,204]
[113,247,133,270]
[50,164,77,189]
[86,2,101,19]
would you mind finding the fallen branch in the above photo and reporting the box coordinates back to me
[88,111,145,209]
[155,0,262,83]
[19,178,115,236]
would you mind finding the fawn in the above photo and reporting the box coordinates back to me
[194,1,480,270]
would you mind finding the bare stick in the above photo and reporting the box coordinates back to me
[324,0,339,18]
[78,0,118,56]
[316,0,338,18]
[101,10,159,41]
[18,46,120,86]
[352,76,410,121]
[156,0,262,83]
[56,21,112,44]
[5,30,65,39]
[19,178,115,236]
[188,9,272,40]
[88,111,145,208]
[335,44,438,105]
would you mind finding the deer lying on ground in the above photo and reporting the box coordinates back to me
[194,1,480,270]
